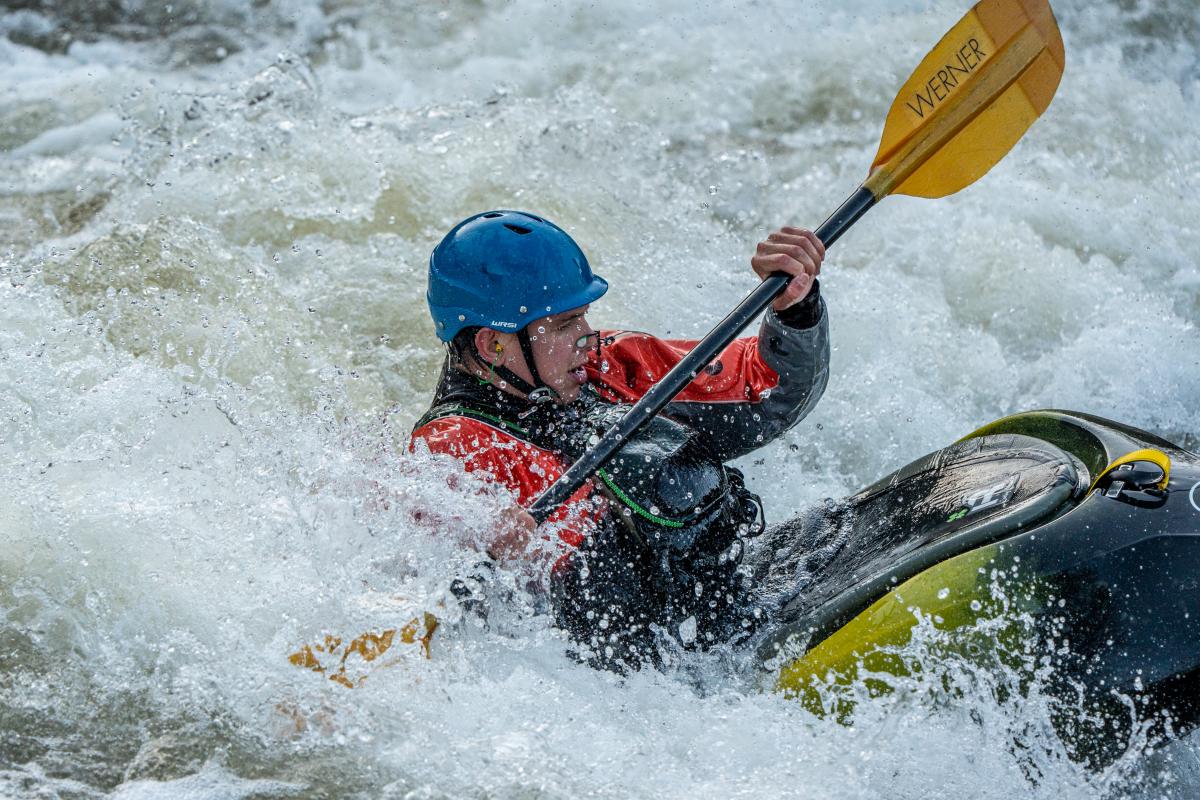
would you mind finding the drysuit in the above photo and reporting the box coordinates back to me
[412,284,830,669]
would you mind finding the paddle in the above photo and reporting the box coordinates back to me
[528,0,1066,524]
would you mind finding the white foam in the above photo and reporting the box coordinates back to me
[2,0,1198,795]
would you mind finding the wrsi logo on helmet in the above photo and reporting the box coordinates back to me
[427,210,608,343]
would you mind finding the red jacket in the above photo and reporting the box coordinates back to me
[410,300,830,561]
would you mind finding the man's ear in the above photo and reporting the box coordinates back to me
[473,328,504,364]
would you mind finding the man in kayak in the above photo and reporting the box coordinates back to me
[411,210,829,669]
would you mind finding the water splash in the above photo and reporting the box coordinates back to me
[2,0,1198,795]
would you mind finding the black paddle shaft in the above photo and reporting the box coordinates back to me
[528,185,877,523]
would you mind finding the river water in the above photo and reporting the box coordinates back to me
[1,0,1198,797]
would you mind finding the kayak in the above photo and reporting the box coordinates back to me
[753,409,1200,764]
[288,407,1200,763]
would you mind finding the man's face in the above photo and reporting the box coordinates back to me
[502,305,596,403]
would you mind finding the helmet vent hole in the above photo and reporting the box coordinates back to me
[504,223,533,235]
[482,212,503,218]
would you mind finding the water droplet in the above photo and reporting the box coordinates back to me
[937,587,950,600]
[678,616,697,644]
[520,305,528,313]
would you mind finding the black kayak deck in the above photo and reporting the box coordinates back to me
[752,433,1085,652]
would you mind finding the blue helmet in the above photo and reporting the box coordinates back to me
[427,210,608,342]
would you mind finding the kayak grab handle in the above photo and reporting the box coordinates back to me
[1087,448,1171,496]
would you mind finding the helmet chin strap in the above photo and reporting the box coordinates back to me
[490,328,559,405]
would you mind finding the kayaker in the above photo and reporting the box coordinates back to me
[410,210,829,669]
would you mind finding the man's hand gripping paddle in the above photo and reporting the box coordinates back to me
[528,0,1065,524]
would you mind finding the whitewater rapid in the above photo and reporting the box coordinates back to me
[2,0,1198,797]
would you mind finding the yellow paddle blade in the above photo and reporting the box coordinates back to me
[288,613,439,688]
[865,0,1065,200]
